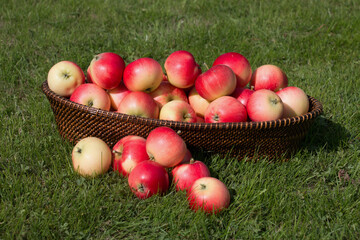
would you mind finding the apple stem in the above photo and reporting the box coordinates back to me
[203,62,210,70]
[112,150,122,157]
[190,158,195,164]
[138,183,145,193]
[200,184,207,190]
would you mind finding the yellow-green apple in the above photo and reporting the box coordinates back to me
[250,64,288,91]
[123,57,163,93]
[108,82,131,111]
[187,177,230,214]
[146,126,187,168]
[195,65,236,101]
[159,100,197,123]
[47,61,85,97]
[149,81,188,108]
[164,50,202,89]
[212,52,252,88]
[172,159,211,192]
[276,86,309,118]
[128,160,169,199]
[70,83,111,111]
[117,91,159,119]
[87,52,125,90]
[246,89,284,121]
[231,87,254,107]
[112,135,149,177]
[72,137,112,177]
[204,96,247,123]
[188,86,210,118]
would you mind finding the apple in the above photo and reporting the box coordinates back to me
[276,86,309,118]
[196,116,205,123]
[72,137,112,177]
[246,89,284,122]
[231,87,254,107]
[149,81,188,108]
[128,160,169,199]
[47,61,85,97]
[172,159,211,192]
[123,57,163,93]
[146,126,187,168]
[159,100,197,123]
[249,64,288,91]
[108,82,131,111]
[187,177,230,214]
[112,135,149,177]
[204,96,247,123]
[195,64,236,101]
[70,83,111,111]
[212,52,252,88]
[87,52,125,90]
[117,91,159,119]
[164,50,202,89]
[188,86,210,118]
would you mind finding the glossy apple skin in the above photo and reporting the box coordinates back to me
[172,159,211,192]
[246,89,284,122]
[195,65,237,102]
[112,136,149,177]
[187,177,230,214]
[87,52,125,90]
[72,137,112,177]
[146,127,187,168]
[150,81,189,108]
[249,64,288,91]
[108,82,131,111]
[276,86,309,118]
[212,52,252,88]
[123,58,163,93]
[231,87,254,107]
[164,50,202,89]
[204,96,247,123]
[70,83,111,111]
[159,100,197,123]
[47,61,85,97]
[117,91,159,119]
[188,86,210,118]
[128,160,169,199]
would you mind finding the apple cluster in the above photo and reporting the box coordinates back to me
[47,51,309,123]
[71,127,230,214]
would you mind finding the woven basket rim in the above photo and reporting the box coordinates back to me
[42,81,323,130]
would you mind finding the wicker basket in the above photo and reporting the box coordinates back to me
[42,81,323,160]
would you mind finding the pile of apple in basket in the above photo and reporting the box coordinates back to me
[47,51,310,214]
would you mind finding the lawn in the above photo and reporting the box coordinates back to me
[1,0,360,239]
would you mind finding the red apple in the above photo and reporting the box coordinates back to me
[204,96,247,123]
[195,65,236,101]
[164,50,202,89]
[123,57,163,93]
[187,177,230,214]
[212,52,252,88]
[276,86,309,118]
[47,61,85,97]
[159,100,197,123]
[188,86,210,118]
[246,89,284,121]
[146,127,187,168]
[231,87,254,107]
[108,82,131,111]
[172,159,211,192]
[150,81,188,108]
[112,136,149,177]
[87,52,125,90]
[128,160,169,199]
[70,83,111,111]
[117,91,159,119]
[249,64,288,91]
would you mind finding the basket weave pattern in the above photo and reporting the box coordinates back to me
[42,81,323,160]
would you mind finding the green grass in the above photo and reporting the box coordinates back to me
[1,0,360,239]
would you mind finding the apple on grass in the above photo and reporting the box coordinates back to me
[128,160,169,199]
[117,91,159,119]
[87,52,125,90]
[108,82,131,111]
[159,100,197,123]
[187,177,230,214]
[276,86,309,118]
[212,52,252,88]
[246,89,284,122]
[250,64,288,91]
[47,61,85,97]
[204,96,247,123]
[72,137,112,177]
[188,86,210,118]
[70,83,111,111]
